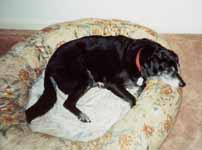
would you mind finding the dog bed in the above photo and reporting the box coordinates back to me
[0,18,182,150]
[26,70,141,141]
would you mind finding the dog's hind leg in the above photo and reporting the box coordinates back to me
[25,70,57,123]
[63,80,91,123]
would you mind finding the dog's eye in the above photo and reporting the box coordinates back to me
[165,67,177,76]
[170,67,177,73]
[163,67,174,74]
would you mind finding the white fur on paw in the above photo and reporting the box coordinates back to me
[79,113,91,123]
[97,82,105,88]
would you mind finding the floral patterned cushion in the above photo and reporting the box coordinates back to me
[0,18,182,150]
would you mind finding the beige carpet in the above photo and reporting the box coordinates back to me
[161,34,202,150]
[0,30,202,150]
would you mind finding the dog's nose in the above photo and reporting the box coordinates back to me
[179,81,186,87]
[176,73,186,87]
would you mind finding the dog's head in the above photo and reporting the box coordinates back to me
[135,39,186,88]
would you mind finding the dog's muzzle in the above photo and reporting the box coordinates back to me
[158,72,186,88]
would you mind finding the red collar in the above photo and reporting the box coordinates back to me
[134,48,142,72]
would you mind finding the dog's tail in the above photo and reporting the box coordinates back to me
[25,69,57,123]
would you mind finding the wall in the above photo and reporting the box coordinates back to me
[0,0,201,33]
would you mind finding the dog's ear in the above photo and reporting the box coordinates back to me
[140,55,161,78]
[155,49,179,64]
[167,49,179,64]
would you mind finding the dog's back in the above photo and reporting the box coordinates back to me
[46,35,134,92]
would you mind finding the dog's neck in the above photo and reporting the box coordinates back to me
[134,48,142,72]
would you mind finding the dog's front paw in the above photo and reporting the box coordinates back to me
[136,84,145,97]
[136,89,142,97]
[78,112,91,123]
[129,98,136,108]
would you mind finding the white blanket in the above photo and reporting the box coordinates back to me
[26,71,138,141]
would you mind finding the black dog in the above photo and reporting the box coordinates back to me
[26,35,185,123]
